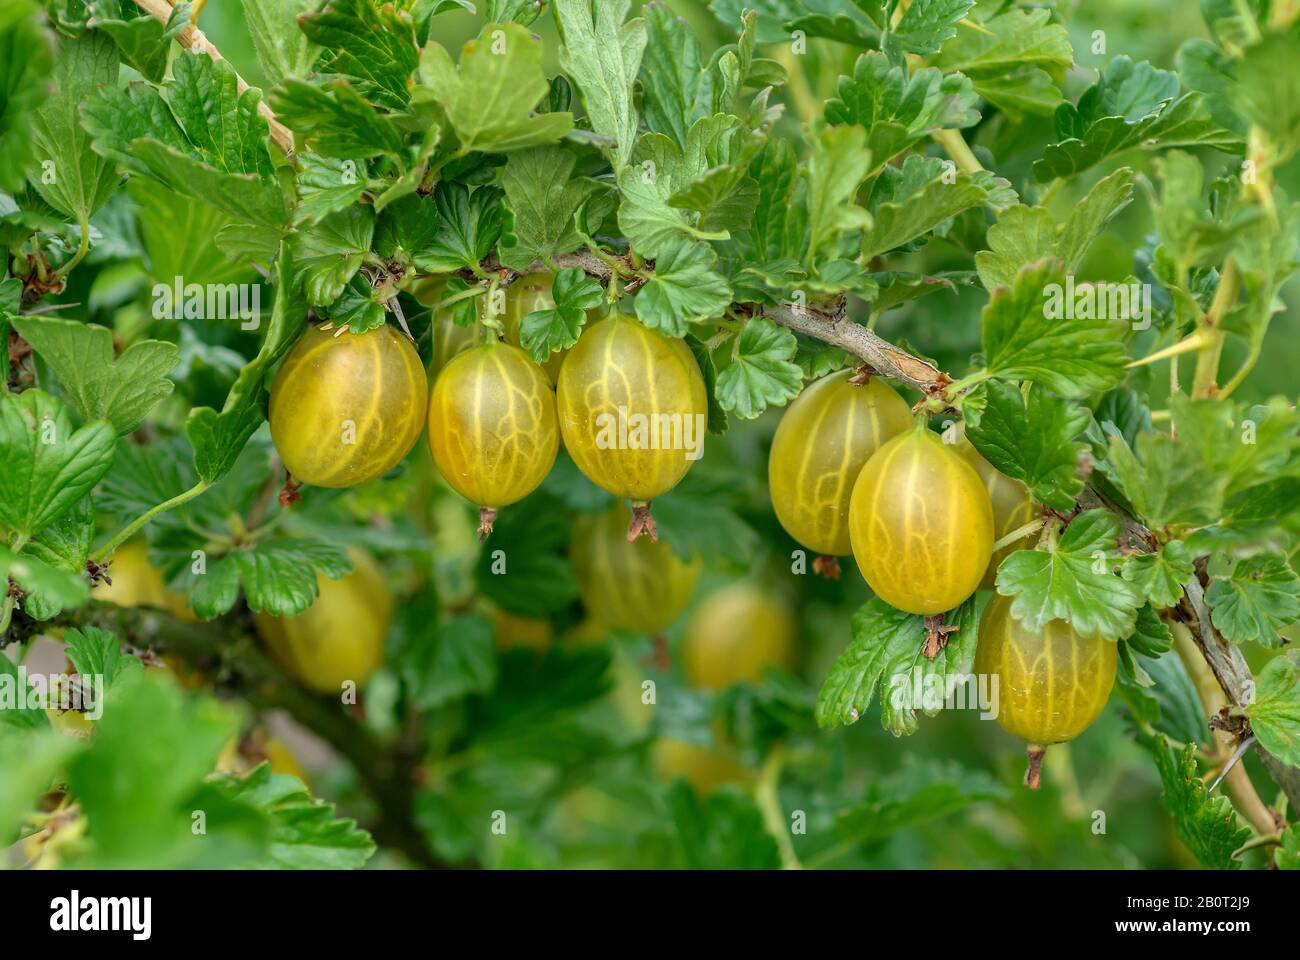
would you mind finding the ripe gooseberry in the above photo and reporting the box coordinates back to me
[254,549,392,694]
[954,431,1039,590]
[652,738,747,794]
[768,370,912,576]
[427,342,559,538]
[268,324,428,488]
[973,592,1117,788]
[570,504,701,634]
[557,314,707,541]
[848,421,994,616]
[681,582,796,690]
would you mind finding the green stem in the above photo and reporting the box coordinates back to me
[52,218,91,280]
[1191,260,1239,400]
[91,481,210,563]
[991,518,1044,553]
[754,746,801,870]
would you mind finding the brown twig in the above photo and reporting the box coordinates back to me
[133,0,295,155]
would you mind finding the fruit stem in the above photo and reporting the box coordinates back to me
[991,518,1044,554]
[627,501,658,543]
[1025,744,1046,790]
[812,555,841,580]
[477,507,497,542]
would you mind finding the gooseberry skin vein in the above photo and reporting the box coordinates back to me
[427,342,560,510]
[557,315,708,502]
[769,370,913,557]
[269,324,428,489]
[848,427,994,616]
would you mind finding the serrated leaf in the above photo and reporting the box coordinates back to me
[496,145,599,270]
[964,380,1088,511]
[634,239,732,336]
[1206,553,1300,648]
[668,782,780,868]
[299,0,419,110]
[400,614,497,710]
[554,0,647,168]
[186,252,305,485]
[1244,651,1300,768]
[0,390,115,537]
[996,509,1144,642]
[11,316,178,436]
[978,259,1128,398]
[189,539,353,619]
[412,181,503,273]
[474,490,578,617]
[241,0,320,86]
[271,77,406,159]
[0,2,55,193]
[1148,737,1248,870]
[825,51,979,169]
[518,268,602,361]
[1121,541,1194,610]
[0,543,91,616]
[95,4,189,84]
[27,30,120,224]
[63,625,144,691]
[714,316,800,419]
[816,596,982,735]
[976,167,1135,289]
[805,125,871,266]
[861,155,1000,261]
[418,22,572,153]
[291,204,375,307]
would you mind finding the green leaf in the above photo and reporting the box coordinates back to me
[400,614,497,710]
[825,51,979,169]
[1121,541,1195,610]
[11,316,179,436]
[0,543,91,616]
[1279,823,1300,870]
[518,267,602,362]
[978,259,1128,398]
[888,0,973,55]
[668,783,780,869]
[933,7,1072,75]
[714,316,801,419]
[0,642,52,730]
[976,167,1135,289]
[832,758,1005,849]
[1206,553,1300,648]
[668,164,759,235]
[418,23,572,153]
[1116,647,1206,746]
[0,390,114,538]
[804,125,871,266]
[129,179,257,287]
[1231,32,1300,159]
[652,470,760,564]
[963,380,1089,511]
[1148,737,1248,870]
[496,145,599,271]
[241,0,320,86]
[0,1,55,193]
[412,182,503,273]
[1245,651,1300,768]
[554,0,647,168]
[860,155,1000,261]
[298,0,419,109]
[186,252,306,485]
[189,538,353,619]
[616,115,748,257]
[95,3,189,84]
[26,30,120,224]
[634,239,732,336]
[218,763,375,869]
[271,78,406,159]
[63,625,144,692]
[996,509,1144,642]
[816,596,983,735]
[0,729,79,841]
[291,203,375,307]
[474,490,578,617]
[65,671,250,868]
[293,153,370,226]
[1034,58,1238,181]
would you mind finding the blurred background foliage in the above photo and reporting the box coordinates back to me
[19,0,1298,870]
